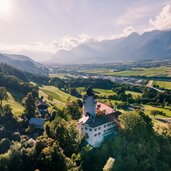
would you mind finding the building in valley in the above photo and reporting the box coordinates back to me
[79,88,119,147]
[36,99,48,117]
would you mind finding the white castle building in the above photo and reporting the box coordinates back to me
[79,88,119,147]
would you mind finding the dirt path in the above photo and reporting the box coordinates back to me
[147,80,153,87]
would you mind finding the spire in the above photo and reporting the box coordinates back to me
[86,87,94,96]
[83,87,96,118]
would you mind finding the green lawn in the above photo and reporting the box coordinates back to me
[83,67,171,77]
[125,90,142,98]
[153,80,171,90]
[4,92,24,115]
[39,85,77,109]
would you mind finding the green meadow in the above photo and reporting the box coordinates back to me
[39,85,77,109]
[153,80,171,89]
[76,87,115,97]
[143,105,171,118]
[4,91,24,115]
[83,67,171,77]
[125,90,142,98]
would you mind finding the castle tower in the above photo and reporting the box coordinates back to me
[83,87,96,118]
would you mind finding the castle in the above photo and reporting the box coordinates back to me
[79,88,119,147]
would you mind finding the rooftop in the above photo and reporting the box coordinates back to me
[29,118,46,127]
[84,113,118,128]
[96,102,115,114]
[79,102,119,128]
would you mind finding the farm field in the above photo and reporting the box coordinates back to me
[153,80,171,89]
[83,67,171,77]
[39,85,77,109]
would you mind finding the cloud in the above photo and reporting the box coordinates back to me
[0,33,91,53]
[52,33,91,50]
[115,5,151,26]
[0,42,55,54]
[149,4,171,30]
[0,26,137,60]
[97,26,136,41]
[123,26,135,36]
[0,33,92,60]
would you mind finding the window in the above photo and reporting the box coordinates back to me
[85,133,89,139]
[94,128,97,131]
[104,125,106,128]
[107,128,114,132]
[107,123,112,127]
[85,127,87,130]
[94,134,97,137]
[104,130,106,133]
[89,128,92,131]
[98,127,101,130]
[98,132,101,135]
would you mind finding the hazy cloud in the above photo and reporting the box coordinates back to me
[149,4,171,30]
[0,0,170,61]
[115,5,152,26]
[52,33,91,50]
[97,26,136,41]
[123,26,136,35]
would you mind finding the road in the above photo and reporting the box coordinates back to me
[146,80,164,93]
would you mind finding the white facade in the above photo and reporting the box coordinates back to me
[79,119,117,147]
[79,88,118,147]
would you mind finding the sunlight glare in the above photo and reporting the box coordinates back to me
[0,0,12,17]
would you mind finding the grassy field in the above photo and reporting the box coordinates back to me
[77,88,143,101]
[153,80,171,89]
[83,67,171,77]
[125,90,142,98]
[4,91,24,115]
[39,85,77,109]
[76,87,115,97]
[81,69,112,74]
[76,87,85,95]
[143,105,171,118]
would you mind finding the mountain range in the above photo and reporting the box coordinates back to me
[51,30,171,64]
[0,53,48,75]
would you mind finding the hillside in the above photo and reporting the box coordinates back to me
[0,63,49,84]
[39,85,77,109]
[51,30,171,64]
[0,53,48,75]
[4,91,24,115]
[0,63,42,114]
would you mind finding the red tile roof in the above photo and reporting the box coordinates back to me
[96,102,115,115]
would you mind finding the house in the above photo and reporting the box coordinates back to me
[29,118,46,129]
[79,88,119,147]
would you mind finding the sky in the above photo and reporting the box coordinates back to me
[0,0,171,61]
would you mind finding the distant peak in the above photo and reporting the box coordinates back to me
[129,32,139,37]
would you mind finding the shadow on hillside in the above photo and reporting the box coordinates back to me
[9,89,24,103]
[35,82,44,87]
